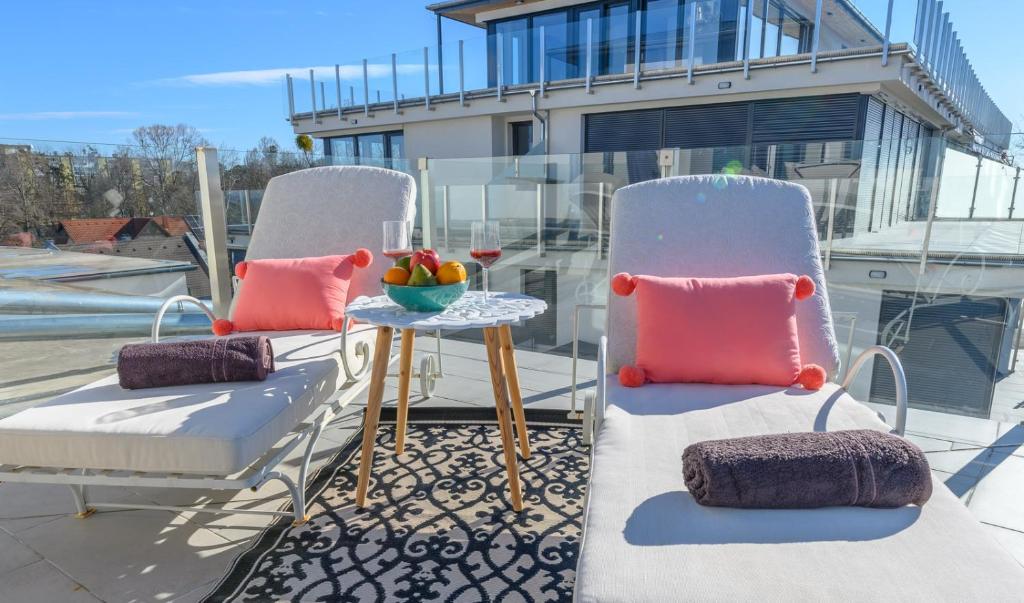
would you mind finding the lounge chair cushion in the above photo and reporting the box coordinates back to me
[575,379,1024,601]
[0,328,375,476]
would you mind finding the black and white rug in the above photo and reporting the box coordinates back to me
[203,408,588,602]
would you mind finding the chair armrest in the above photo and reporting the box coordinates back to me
[339,318,375,382]
[151,296,216,343]
[841,345,908,436]
[582,336,608,446]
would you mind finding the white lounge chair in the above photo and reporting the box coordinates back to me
[0,165,416,526]
[576,175,1024,601]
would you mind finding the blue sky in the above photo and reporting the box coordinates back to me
[0,0,1019,153]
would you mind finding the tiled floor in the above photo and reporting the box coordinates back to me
[0,337,1022,602]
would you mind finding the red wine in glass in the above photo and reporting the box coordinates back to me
[470,248,502,268]
[383,249,413,260]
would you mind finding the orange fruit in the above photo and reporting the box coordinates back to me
[383,266,410,285]
[436,261,467,285]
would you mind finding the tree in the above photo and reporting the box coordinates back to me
[130,124,209,215]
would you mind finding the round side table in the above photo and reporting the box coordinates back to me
[345,290,547,512]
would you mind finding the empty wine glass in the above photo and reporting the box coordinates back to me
[470,221,501,302]
[382,221,412,261]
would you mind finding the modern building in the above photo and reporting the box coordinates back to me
[284,0,1022,422]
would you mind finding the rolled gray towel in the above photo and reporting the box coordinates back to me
[682,430,932,509]
[118,336,275,390]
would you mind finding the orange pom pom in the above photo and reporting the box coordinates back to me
[234,261,248,279]
[618,365,646,388]
[797,364,827,391]
[331,317,346,332]
[795,275,815,301]
[212,319,234,336]
[353,248,373,269]
[612,272,638,296]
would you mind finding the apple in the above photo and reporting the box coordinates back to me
[410,249,441,274]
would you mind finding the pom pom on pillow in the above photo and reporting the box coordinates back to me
[353,248,373,269]
[797,364,827,391]
[234,261,248,279]
[795,275,815,301]
[612,272,638,296]
[619,365,646,388]
[212,319,234,336]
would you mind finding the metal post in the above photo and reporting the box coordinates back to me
[349,86,355,107]
[687,1,696,84]
[536,183,544,254]
[481,184,488,222]
[810,0,823,73]
[334,65,343,119]
[362,59,370,116]
[633,10,642,89]
[759,0,769,58]
[418,158,433,249]
[824,178,838,269]
[743,0,753,79]
[286,74,296,120]
[919,0,933,64]
[658,149,674,178]
[597,181,605,258]
[968,154,983,219]
[243,189,253,235]
[1009,167,1019,220]
[436,13,444,95]
[913,0,927,48]
[319,82,326,112]
[442,185,450,250]
[423,47,432,110]
[585,18,593,94]
[540,25,547,97]
[928,1,943,70]
[391,54,399,114]
[196,147,232,319]
[458,40,466,106]
[882,0,895,66]
[497,32,504,101]
[919,135,946,275]
[308,69,318,121]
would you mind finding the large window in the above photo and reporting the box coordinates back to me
[326,131,404,167]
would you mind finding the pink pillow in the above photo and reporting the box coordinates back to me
[212,250,372,334]
[612,273,825,389]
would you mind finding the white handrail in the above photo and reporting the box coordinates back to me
[842,345,908,436]
[151,295,217,342]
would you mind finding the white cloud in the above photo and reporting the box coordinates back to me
[153,64,425,87]
[0,111,137,121]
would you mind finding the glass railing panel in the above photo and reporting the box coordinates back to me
[971,158,1017,220]
[935,146,982,219]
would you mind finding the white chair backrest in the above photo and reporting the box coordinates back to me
[236,165,416,313]
[606,175,840,377]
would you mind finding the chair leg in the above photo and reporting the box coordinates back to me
[498,325,531,459]
[356,326,395,508]
[483,327,524,512]
[69,476,95,519]
[395,329,416,455]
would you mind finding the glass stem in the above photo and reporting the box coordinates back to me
[482,267,489,302]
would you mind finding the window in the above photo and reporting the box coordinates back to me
[605,3,631,74]
[494,18,530,85]
[326,131,404,167]
[533,11,570,81]
[510,121,534,156]
[643,0,683,69]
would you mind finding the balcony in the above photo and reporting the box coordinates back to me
[1,138,1023,599]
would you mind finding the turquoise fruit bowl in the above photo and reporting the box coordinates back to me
[382,280,469,312]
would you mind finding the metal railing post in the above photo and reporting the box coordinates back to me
[882,0,895,66]
[436,13,445,95]
[824,178,838,270]
[539,25,547,97]
[919,135,947,275]
[597,181,605,258]
[633,10,642,89]
[1009,167,1020,220]
[481,184,488,222]
[349,86,354,107]
[687,1,696,84]
[391,53,400,114]
[319,81,326,112]
[423,47,432,110]
[585,19,593,94]
[810,0,823,73]
[497,33,504,101]
[308,69,318,122]
[334,65,343,120]
[243,189,253,235]
[442,185,450,251]
[743,0,753,79]
[418,158,433,249]
[658,149,674,178]
[362,59,370,116]
[968,154,982,219]
[458,40,466,106]
[286,74,295,121]
[536,183,544,254]
[196,147,232,319]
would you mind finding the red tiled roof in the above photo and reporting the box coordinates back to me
[151,216,190,237]
[59,218,131,244]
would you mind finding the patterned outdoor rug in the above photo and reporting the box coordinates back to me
[203,407,588,602]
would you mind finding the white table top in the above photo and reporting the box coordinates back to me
[345,291,547,331]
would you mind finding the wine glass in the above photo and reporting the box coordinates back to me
[382,221,412,261]
[470,221,501,302]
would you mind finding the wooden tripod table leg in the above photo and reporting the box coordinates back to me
[497,325,531,459]
[395,329,416,455]
[356,326,395,508]
[483,327,524,512]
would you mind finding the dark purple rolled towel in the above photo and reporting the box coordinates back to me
[682,430,932,509]
[117,336,275,390]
